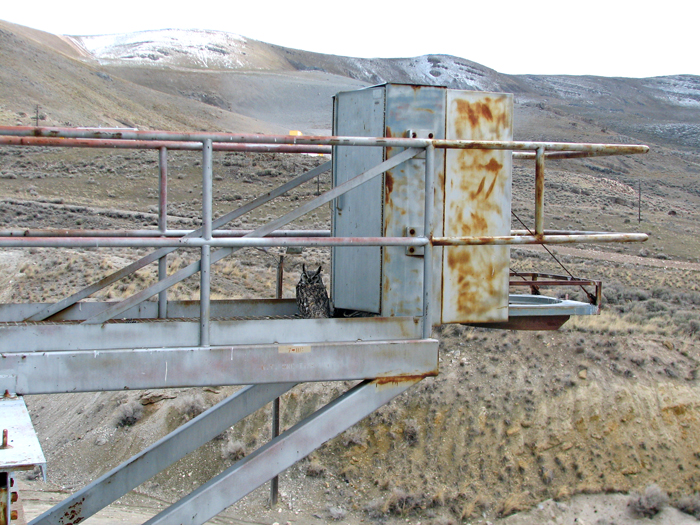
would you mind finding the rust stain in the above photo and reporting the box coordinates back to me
[445,246,509,318]
[454,99,479,128]
[385,126,393,138]
[451,97,510,139]
[374,372,436,387]
[453,100,498,130]
[662,405,687,416]
[447,248,471,272]
[479,101,494,121]
[61,497,86,525]
[484,173,499,200]
[472,177,485,198]
[469,212,488,234]
[385,172,394,198]
[483,158,503,173]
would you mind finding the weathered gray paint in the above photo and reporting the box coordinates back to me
[332,86,386,312]
[3,339,438,394]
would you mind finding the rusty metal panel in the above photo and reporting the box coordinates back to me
[442,91,513,323]
[332,86,385,312]
[383,84,446,317]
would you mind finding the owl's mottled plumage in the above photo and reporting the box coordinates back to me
[296,264,330,319]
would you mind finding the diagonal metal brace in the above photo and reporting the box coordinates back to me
[25,162,331,322]
[83,148,421,325]
[29,383,295,525]
[143,376,421,525]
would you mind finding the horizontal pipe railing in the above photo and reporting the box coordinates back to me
[0,228,620,239]
[509,280,599,286]
[432,233,648,245]
[0,232,648,249]
[0,124,649,328]
[0,126,649,155]
[0,229,331,238]
[0,136,331,154]
[0,229,631,239]
[0,236,430,248]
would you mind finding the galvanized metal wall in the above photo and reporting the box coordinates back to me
[382,85,446,318]
[332,87,386,312]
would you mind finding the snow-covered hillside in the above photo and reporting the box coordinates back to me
[57,26,700,149]
[71,29,252,69]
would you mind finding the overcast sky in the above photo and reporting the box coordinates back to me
[2,0,697,78]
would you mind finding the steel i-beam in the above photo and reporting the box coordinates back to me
[29,383,295,525]
[144,377,421,525]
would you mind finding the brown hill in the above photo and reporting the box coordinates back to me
[0,20,288,133]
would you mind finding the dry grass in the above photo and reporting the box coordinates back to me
[628,484,669,518]
[676,493,700,518]
[113,399,143,428]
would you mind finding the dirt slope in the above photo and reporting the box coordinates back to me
[0,148,697,524]
[0,20,288,134]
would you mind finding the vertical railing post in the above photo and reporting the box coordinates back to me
[276,255,284,300]
[535,146,545,236]
[422,143,435,338]
[270,254,284,505]
[158,146,168,319]
[270,396,280,505]
[200,139,213,347]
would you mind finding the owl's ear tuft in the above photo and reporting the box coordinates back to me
[313,266,322,278]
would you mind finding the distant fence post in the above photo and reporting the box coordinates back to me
[638,180,642,224]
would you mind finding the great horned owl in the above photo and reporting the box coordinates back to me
[296,264,331,319]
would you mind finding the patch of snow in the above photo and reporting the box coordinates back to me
[339,54,499,92]
[643,75,700,107]
[71,29,248,69]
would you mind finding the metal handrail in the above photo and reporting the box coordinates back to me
[0,126,648,342]
[1,125,648,155]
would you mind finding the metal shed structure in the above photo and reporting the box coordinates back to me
[0,85,648,525]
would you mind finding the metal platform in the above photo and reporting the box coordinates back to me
[0,84,649,525]
[0,396,45,525]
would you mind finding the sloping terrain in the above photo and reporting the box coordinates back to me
[1,20,699,525]
[0,21,289,133]
[67,29,700,149]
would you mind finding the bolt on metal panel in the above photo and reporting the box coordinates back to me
[442,91,513,323]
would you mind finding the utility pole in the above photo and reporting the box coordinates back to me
[638,180,642,224]
[34,105,40,127]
